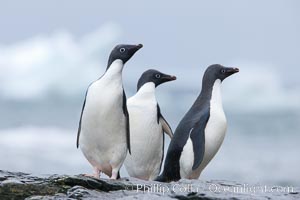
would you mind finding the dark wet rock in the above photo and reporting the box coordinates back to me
[0,170,299,200]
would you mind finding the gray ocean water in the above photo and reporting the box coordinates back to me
[0,25,299,186]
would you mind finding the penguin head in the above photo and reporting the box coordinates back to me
[137,69,177,91]
[107,44,143,68]
[204,64,239,82]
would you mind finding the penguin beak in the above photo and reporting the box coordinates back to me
[136,44,143,49]
[163,75,177,82]
[131,44,143,52]
[226,67,239,75]
[126,44,143,56]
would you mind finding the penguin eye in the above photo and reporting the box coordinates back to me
[155,74,161,79]
[221,69,226,74]
[120,48,126,53]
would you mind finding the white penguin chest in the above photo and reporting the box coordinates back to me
[204,80,227,157]
[85,79,123,121]
[125,83,163,179]
[79,60,126,147]
[197,79,227,173]
[126,98,163,169]
[127,83,162,147]
[180,79,227,179]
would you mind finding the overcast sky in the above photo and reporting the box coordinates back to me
[1,0,299,86]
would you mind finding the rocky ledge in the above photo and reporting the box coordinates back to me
[0,170,299,200]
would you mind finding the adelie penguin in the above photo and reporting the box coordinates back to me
[124,69,176,180]
[76,44,143,179]
[156,64,239,182]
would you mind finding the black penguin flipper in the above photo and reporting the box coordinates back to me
[76,90,88,148]
[122,89,131,154]
[190,110,210,170]
[157,104,173,138]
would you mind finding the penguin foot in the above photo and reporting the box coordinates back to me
[110,170,120,180]
[83,173,100,179]
[93,167,101,178]
[83,167,101,179]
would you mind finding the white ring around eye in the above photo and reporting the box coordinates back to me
[155,74,161,78]
[221,69,226,73]
[120,48,126,53]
